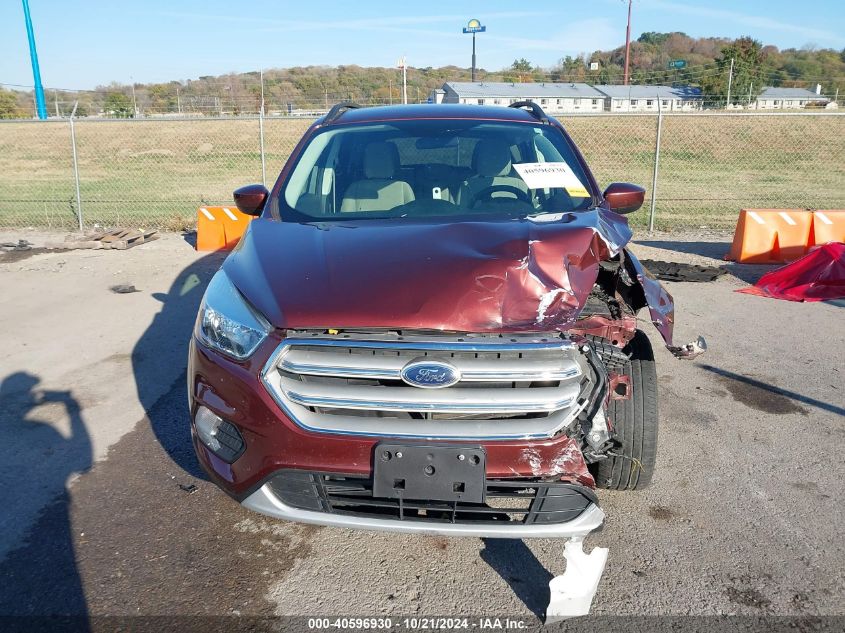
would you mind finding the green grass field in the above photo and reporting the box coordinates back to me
[1,114,842,231]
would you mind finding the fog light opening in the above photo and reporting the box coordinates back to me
[194,406,245,463]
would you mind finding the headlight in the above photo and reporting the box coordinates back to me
[195,271,270,359]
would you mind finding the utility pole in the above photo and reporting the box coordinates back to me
[397,57,408,105]
[54,89,59,117]
[176,86,181,114]
[747,81,753,106]
[22,0,47,119]
[130,77,138,117]
[725,57,734,109]
[389,78,393,104]
[623,0,632,85]
[260,69,265,114]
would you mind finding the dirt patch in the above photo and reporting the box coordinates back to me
[648,505,675,521]
[715,375,809,416]
[0,247,65,264]
[725,585,771,609]
[791,591,811,611]
[789,481,831,500]
[429,537,449,551]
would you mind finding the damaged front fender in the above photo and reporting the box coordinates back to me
[620,248,706,358]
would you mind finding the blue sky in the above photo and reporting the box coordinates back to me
[2,0,844,90]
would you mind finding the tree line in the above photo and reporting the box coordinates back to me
[2,33,844,118]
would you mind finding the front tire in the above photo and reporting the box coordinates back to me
[594,330,658,490]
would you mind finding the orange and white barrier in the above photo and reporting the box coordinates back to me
[725,209,813,263]
[196,206,253,251]
[811,210,845,247]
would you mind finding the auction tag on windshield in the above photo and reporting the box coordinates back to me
[513,162,589,197]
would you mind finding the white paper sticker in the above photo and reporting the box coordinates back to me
[513,162,589,197]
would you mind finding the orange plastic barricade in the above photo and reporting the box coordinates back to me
[196,206,253,251]
[811,210,845,246]
[725,209,813,263]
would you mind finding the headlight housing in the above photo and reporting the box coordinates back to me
[195,271,270,360]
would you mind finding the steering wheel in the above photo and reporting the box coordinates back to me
[471,185,532,207]
[394,198,459,216]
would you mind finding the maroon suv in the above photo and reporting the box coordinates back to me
[188,102,701,538]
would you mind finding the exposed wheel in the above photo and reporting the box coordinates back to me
[594,330,658,490]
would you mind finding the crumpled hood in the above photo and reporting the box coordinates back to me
[223,210,676,343]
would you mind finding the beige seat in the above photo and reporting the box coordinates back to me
[457,140,530,208]
[340,142,415,212]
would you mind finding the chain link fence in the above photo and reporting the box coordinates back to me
[1,112,843,231]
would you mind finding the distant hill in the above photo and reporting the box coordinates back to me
[3,33,844,117]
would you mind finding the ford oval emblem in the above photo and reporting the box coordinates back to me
[400,359,461,389]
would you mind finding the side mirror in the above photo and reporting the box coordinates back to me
[602,182,645,215]
[233,184,269,216]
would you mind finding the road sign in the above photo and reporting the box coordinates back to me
[463,18,486,33]
[668,60,687,69]
[589,61,599,71]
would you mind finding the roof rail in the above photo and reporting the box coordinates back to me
[508,100,550,124]
[323,101,363,125]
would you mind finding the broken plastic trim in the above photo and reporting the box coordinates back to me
[545,536,609,622]
[667,336,708,360]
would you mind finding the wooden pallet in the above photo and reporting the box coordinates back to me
[47,228,159,250]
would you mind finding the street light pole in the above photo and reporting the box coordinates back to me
[472,33,476,82]
[21,0,47,119]
[463,19,486,83]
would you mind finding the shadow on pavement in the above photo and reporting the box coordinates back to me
[721,263,780,285]
[131,250,225,480]
[0,372,91,620]
[480,538,552,619]
[634,240,729,260]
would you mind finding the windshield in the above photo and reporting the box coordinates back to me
[279,118,596,222]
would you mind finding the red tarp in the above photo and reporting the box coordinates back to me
[737,242,845,302]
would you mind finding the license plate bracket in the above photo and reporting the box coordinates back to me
[372,444,486,504]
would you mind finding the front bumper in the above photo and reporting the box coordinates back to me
[242,482,605,538]
[190,334,605,536]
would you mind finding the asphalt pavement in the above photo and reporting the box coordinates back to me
[0,231,842,630]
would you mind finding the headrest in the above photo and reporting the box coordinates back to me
[363,142,399,179]
[474,140,512,177]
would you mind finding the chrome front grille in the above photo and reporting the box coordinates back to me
[260,332,595,440]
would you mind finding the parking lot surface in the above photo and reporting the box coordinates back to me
[0,231,842,626]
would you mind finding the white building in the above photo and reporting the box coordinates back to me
[429,88,446,104]
[593,85,703,112]
[440,82,606,114]
[754,86,831,110]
